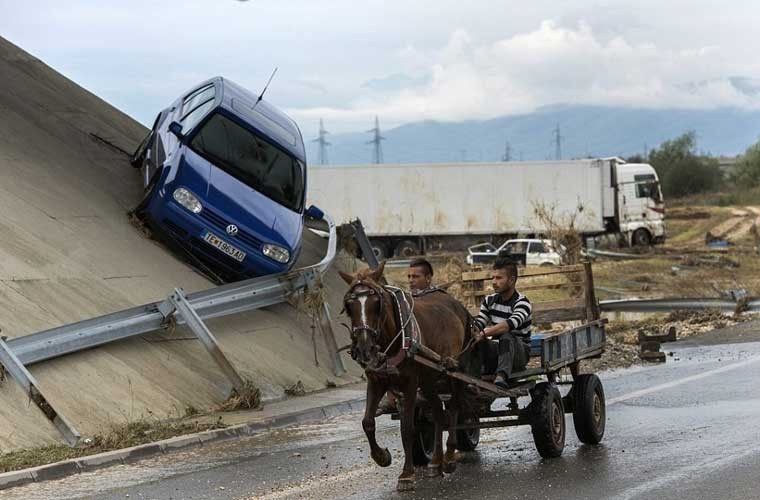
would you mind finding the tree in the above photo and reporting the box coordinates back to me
[731,140,760,188]
[648,131,722,197]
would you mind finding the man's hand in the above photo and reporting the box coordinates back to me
[472,329,486,343]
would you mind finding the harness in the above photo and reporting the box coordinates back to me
[344,281,421,376]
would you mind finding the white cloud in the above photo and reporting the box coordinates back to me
[289,20,760,134]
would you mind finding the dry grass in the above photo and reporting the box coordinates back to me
[215,380,262,412]
[0,417,227,473]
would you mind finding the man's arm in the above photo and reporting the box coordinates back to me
[483,298,532,339]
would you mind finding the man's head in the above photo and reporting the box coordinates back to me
[491,258,518,295]
[408,258,433,291]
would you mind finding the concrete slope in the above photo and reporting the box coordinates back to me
[0,37,360,451]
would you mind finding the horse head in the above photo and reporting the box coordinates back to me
[339,261,395,370]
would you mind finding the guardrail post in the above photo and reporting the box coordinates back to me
[166,288,246,394]
[0,338,81,446]
[350,218,379,269]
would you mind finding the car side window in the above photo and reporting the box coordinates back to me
[529,242,546,254]
[180,99,215,133]
[181,84,215,118]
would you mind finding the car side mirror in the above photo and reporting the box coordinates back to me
[305,204,325,220]
[168,121,184,139]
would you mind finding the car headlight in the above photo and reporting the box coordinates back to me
[262,244,290,263]
[172,188,202,214]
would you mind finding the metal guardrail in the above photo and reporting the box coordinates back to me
[0,213,342,446]
[600,297,760,313]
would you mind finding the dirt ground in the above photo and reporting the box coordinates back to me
[382,204,760,371]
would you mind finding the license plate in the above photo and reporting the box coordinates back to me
[202,231,246,262]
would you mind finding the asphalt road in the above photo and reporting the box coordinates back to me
[7,322,760,500]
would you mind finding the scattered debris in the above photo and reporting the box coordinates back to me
[285,380,306,397]
[216,380,261,411]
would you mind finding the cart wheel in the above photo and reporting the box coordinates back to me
[413,407,434,466]
[530,383,565,458]
[456,415,480,451]
[572,374,606,444]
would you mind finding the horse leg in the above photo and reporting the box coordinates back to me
[397,377,418,492]
[442,402,459,474]
[423,392,445,478]
[363,379,392,468]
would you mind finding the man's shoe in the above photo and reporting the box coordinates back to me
[493,373,509,389]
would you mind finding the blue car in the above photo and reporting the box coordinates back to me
[131,77,307,282]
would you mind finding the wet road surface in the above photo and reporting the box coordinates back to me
[7,334,760,499]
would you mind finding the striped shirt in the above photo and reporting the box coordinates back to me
[473,291,532,341]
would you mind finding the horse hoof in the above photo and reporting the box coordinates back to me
[424,464,443,478]
[372,447,392,467]
[442,461,457,474]
[397,476,415,492]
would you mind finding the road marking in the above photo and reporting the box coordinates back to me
[607,355,760,405]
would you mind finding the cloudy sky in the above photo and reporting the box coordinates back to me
[2,0,759,140]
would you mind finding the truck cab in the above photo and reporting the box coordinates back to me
[614,163,665,246]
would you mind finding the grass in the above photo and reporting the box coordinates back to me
[0,417,227,473]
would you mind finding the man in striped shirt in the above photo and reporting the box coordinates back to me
[472,258,532,389]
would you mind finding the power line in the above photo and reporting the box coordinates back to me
[312,118,330,165]
[366,116,385,164]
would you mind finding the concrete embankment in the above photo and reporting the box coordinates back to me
[0,36,361,451]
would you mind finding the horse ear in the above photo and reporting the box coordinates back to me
[370,260,386,282]
[338,270,355,285]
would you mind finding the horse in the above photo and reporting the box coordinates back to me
[339,261,473,491]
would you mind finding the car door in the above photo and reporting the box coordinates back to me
[156,83,216,171]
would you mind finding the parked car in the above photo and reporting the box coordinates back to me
[465,239,561,266]
[131,76,309,282]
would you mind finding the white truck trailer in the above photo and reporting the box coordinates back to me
[307,158,665,258]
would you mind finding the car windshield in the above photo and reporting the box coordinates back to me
[189,112,304,212]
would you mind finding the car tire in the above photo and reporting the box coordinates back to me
[412,407,434,466]
[133,166,162,217]
[456,415,481,451]
[572,374,606,445]
[130,130,154,169]
[529,382,565,458]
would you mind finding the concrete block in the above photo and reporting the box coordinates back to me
[238,420,271,436]
[122,444,161,463]
[322,402,352,418]
[158,434,202,452]
[294,408,327,424]
[198,427,239,445]
[0,469,34,490]
[30,460,80,481]
[76,449,129,470]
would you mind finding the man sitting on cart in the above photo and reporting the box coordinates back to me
[471,257,532,389]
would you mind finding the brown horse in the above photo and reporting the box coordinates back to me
[339,262,472,491]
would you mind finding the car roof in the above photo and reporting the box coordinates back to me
[206,77,306,163]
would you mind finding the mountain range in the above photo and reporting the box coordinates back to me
[306,105,760,165]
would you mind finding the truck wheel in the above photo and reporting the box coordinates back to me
[370,240,390,260]
[632,228,651,247]
[530,383,565,458]
[455,415,480,451]
[395,240,419,258]
[412,407,434,466]
[572,374,605,444]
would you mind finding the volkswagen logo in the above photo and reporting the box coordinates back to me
[226,224,239,236]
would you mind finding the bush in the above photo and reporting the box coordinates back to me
[649,131,722,197]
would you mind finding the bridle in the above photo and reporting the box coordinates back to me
[343,280,388,347]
